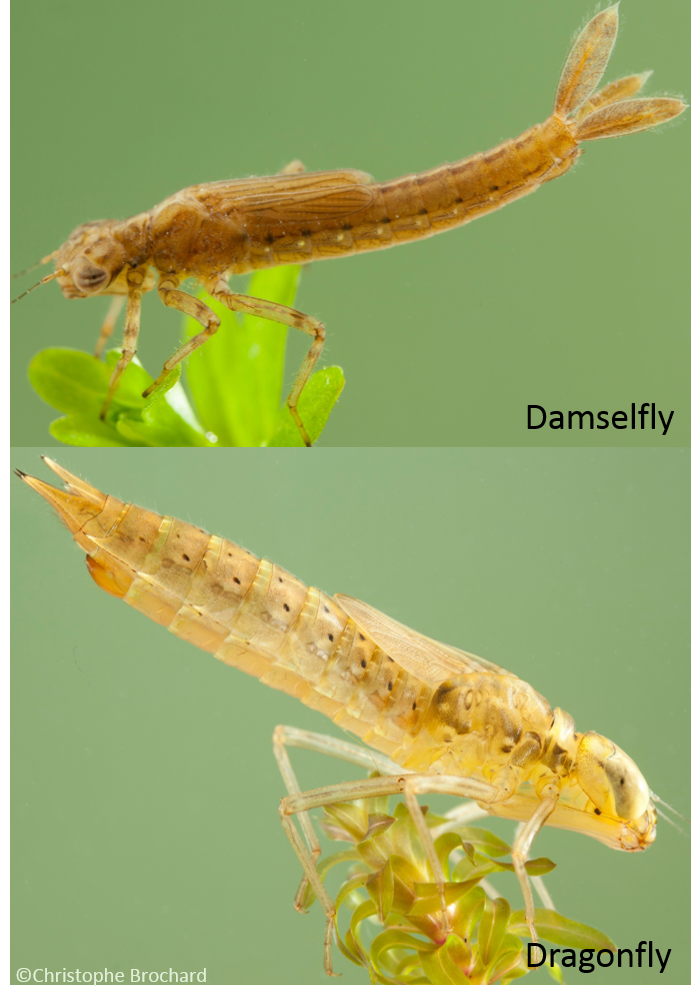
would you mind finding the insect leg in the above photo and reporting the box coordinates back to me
[141,277,221,399]
[273,725,403,911]
[273,725,403,775]
[400,781,451,936]
[273,727,331,911]
[208,277,326,448]
[510,794,558,962]
[280,773,405,977]
[99,279,142,419]
[283,767,501,952]
[432,798,556,917]
[396,773,500,940]
[94,296,124,358]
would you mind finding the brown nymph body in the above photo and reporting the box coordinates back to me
[15,5,686,445]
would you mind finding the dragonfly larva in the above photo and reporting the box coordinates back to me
[19,456,676,978]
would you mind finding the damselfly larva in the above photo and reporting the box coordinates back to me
[20,457,662,975]
[13,5,685,446]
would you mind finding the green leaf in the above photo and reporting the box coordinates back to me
[478,896,510,966]
[472,855,556,877]
[421,939,471,985]
[30,349,112,415]
[49,414,131,447]
[364,813,395,840]
[315,848,362,883]
[546,958,566,985]
[114,411,211,447]
[378,805,428,871]
[485,944,526,985]
[369,928,432,980]
[454,826,512,858]
[322,802,368,843]
[365,860,394,923]
[104,350,181,407]
[508,908,617,951]
[452,855,509,883]
[29,347,210,447]
[408,879,481,917]
[433,831,465,872]
[523,856,556,876]
[441,932,472,972]
[334,873,370,916]
[451,886,486,943]
[346,897,376,969]
[383,854,422,914]
[31,263,343,446]
[184,266,301,445]
[104,361,211,447]
[267,366,345,446]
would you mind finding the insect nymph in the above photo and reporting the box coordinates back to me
[14,5,685,445]
[21,457,667,975]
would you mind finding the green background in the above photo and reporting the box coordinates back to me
[11,448,689,984]
[11,0,689,447]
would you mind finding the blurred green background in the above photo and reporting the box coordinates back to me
[11,448,689,984]
[11,0,688,447]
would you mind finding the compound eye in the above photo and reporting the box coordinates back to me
[72,257,110,294]
[577,732,650,821]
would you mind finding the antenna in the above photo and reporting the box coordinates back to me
[651,790,688,835]
[11,251,57,280]
[11,268,67,305]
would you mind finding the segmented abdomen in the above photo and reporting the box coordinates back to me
[85,503,435,760]
[242,116,579,268]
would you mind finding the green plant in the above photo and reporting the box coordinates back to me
[28,265,343,446]
[307,792,615,984]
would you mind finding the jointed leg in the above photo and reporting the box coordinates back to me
[511,794,558,962]
[272,726,402,910]
[279,773,404,976]
[274,725,402,776]
[142,277,221,399]
[273,728,325,912]
[397,773,503,941]
[100,282,142,419]
[206,276,326,447]
[272,727,553,972]
[277,746,501,974]
[94,296,124,358]
[433,804,555,919]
